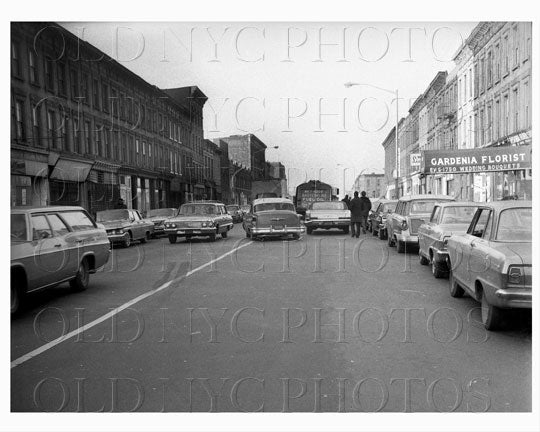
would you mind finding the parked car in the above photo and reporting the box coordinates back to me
[164,201,233,243]
[147,208,178,237]
[304,201,350,234]
[239,204,251,219]
[11,206,111,315]
[417,202,478,278]
[366,199,381,232]
[386,194,455,253]
[96,209,154,247]
[446,201,532,330]
[243,197,305,240]
[226,204,243,223]
[369,199,397,239]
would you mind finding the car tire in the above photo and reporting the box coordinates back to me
[140,232,148,243]
[292,234,300,240]
[481,289,502,331]
[70,259,90,292]
[221,230,228,239]
[396,240,405,253]
[431,259,447,278]
[419,253,429,265]
[123,233,132,248]
[448,270,464,298]
[168,235,177,244]
[379,228,387,240]
[387,233,394,247]
[307,227,313,235]
[342,226,349,234]
[11,283,25,316]
[209,233,216,242]
[245,230,250,238]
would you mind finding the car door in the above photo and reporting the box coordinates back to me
[28,213,68,289]
[424,205,441,253]
[461,207,492,288]
[131,210,144,239]
[468,208,494,288]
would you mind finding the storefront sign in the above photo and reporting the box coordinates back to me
[422,145,532,174]
[410,153,421,167]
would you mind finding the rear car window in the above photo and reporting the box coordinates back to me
[311,202,347,210]
[409,200,439,215]
[31,214,53,240]
[48,214,71,236]
[496,208,532,242]
[11,214,27,241]
[61,211,96,231]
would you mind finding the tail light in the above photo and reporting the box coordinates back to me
[507,265,524,284]
[401,220,408,230]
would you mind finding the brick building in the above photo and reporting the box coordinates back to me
[11,22,209,216]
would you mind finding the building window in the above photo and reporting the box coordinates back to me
[82,73,90,104]
[85,120,91,154]
[135,139,140,165]
[32,103,41,147]
[503,34,509,74]
[70,69,79,99]
[494,43,500,81]
[523,80,530,127]
[513,26,519,67]
[95,126,102,156]
[111,88,118,118]
[44,57,54,90]
[73,118,81,153]
[513,87,519,132]
[503,95,509,136]
[13,99,26,142]
[102,83,109,113]
[57,63,67,96]
[494,99,500,139]
[93,79,100,110]
[28,49,38,84]
[487,51,492,87]
[47,110,56,148]
[11,42,21,77]
[486,104,492,144]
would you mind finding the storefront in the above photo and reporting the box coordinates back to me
[422,144,532,202]
[48,157,93,208]
[11,154,49,207]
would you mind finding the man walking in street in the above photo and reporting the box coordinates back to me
[342,194,351,209]
[348,191,362,238]
[358,191,372,234]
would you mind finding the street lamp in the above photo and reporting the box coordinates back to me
[344,82,400,199]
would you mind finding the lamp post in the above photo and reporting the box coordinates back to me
[344,82,400,199]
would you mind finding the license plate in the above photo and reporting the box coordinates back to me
[192,230,201,234]
[272,226,283,230]
[177,230,185,234]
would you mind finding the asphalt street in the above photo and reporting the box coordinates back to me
[11,224,532,412]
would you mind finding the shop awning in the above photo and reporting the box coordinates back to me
[11,159,48,177]
[50,158,93,182]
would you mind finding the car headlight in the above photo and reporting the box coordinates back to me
[166,223,176,228]
[401,220,408,230]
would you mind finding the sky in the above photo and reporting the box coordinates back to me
[61,22,478,195]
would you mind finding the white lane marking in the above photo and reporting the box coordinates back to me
[11,240,253,369]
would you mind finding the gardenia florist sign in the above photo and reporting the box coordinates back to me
[422,145,532,174]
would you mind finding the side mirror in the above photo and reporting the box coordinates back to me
[130,217,135,222]
[40,231,50,239]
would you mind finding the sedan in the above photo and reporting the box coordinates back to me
[446,201,531,330]
[96,208,154,247]
[304,201,350,234]
[147,208,178,237]
[417,202,477,278]
[243,198,305,240]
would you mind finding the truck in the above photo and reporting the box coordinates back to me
[294,180,334,217]
[251,179,283,201]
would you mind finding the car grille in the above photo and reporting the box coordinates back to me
[177,221,202,228]
[410,218,425,235]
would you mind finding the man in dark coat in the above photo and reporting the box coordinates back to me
[348,191,363,238]
[341,194,351,209]
[358,191,372,234]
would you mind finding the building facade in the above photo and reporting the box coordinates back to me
[217,134,267,180]
[382,21,532,202]
[11,22,212,216]
[352,173,385,199]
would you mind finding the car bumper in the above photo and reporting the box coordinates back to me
[305,219,349,228]
[164,228,216,236]
[492,288,532,309]
[395,233,419,244]
[251,226,305,236]
[106,232,129,243]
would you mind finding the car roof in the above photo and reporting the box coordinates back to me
[398,194,455,202]
[253,197,294,205]
[11,205,86,214]
[183,200,224,205]
[432,201,478,208]
[478,200,532,210]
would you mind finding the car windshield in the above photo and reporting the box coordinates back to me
[254,202,295,212]
[96,209,129,221]
[496,208,532,242]
[147,208,176,217]
[227,205,239,211]
[179,204,216,215]
[409,200,440,215]
[11,214,27,241]
[440,206,477,224]
[311,201,347,210]
[382,202,396,212]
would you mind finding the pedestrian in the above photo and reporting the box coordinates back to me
[116,198,127,209]
[358,191,372,234]
[348,191,363,238]
[341,194,351,209]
